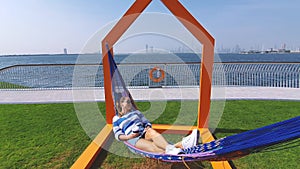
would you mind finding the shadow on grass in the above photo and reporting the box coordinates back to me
[90,149,108,169]
[90,134,115,169]
[170,161,206,169]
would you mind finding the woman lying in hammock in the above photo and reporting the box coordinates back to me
[112,96,199,155]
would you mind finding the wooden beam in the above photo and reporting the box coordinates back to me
[160,0,215,128]
[102,0,152,124]
[152,124,197,134]
[99,1,231,169]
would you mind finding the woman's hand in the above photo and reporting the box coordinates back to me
[144,126,151,132]
[127,133,140,140]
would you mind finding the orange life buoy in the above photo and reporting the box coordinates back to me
[149,67,165,83]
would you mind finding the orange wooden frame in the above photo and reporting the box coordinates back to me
[73,1,232,168]
[102,0,214,128]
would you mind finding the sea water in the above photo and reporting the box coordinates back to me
[1,53,300,69]
[0,53,300,88]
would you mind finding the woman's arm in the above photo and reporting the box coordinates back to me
[118,133,140,141]
[113,116,126,141]
[136,110,152,128]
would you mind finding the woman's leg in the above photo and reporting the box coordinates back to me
[144,128,198,149]
[144,128,170,150]
[173,141,183,149]
[135,138,165,153]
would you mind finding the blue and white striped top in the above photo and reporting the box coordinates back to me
[113,110,152,141]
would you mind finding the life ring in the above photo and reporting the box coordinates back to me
[149,67,165,83]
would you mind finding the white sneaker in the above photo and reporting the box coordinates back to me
[182,129,199,149]
[165,144,182,155]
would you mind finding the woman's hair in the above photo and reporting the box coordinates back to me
[116,96,127,114]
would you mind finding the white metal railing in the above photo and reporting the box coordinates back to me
[0,63,299,90]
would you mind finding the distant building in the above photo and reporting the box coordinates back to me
[64,48,68,54]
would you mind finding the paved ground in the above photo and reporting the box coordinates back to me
[1,87,300,104]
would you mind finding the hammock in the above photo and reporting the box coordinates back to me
[106,45,300,162]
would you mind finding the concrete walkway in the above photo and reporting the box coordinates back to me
[1,87,300,104]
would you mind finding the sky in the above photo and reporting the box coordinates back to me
[1,0,300,55]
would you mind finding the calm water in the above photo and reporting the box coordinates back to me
[0,53,299,88]
[1,53,300,69]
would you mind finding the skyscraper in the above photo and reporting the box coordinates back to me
[64,48,68,54]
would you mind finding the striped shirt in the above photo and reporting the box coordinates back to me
[113,110,152,141]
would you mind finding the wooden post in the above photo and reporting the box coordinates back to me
[102,0,152,124]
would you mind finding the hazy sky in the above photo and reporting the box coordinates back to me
[1,0,300,55]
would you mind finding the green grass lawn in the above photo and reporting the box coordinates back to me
[0,100,299,169]
[0,82,29,89]
[0,104,91,169]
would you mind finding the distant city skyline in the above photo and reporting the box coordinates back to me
[217,43,300,54]
[1,0,300,55]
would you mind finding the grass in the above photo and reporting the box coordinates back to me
[0,104,91,169]
[0,100,299,168]
[0,81,29,89]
